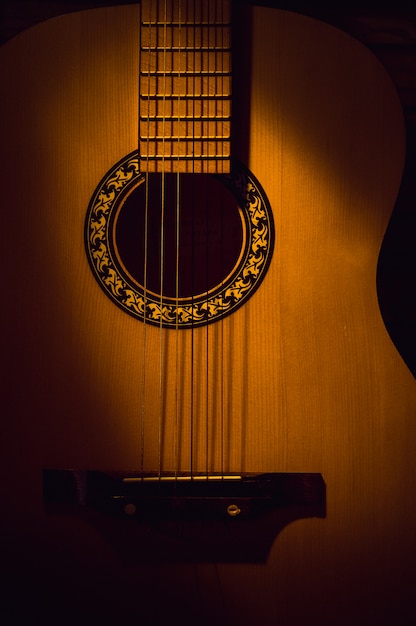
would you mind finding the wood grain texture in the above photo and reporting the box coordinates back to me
[1,5,415,625]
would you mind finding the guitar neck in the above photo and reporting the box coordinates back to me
[139,0,231,173]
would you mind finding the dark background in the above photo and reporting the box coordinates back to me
[1,0,415,375]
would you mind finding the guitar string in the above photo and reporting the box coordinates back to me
[223,0,228,478]
[158,0,168,479]
[224,0,228,479]
[206,0,213,478]
[140,0,152,475]
[190,0,196,479]
[217,0,222,478]
[220,0,225,479]
[204,0,209,479]
[216,0,227,479]
[222,0,229,478]
[206,1,210,477]
[173,0,182,480]
[213,0,226,478]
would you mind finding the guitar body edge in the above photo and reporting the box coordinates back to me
[1,5,415,626]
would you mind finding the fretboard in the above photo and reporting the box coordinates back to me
[139,0,231,174]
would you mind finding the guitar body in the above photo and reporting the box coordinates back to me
[1,4,415,625]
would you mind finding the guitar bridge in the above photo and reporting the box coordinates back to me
[43,470,325,563]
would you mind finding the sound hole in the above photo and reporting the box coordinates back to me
[85,154,274,328]
[114,174,244,299]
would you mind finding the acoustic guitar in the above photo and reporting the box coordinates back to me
[1,1,415,625]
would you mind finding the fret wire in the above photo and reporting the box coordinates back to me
[141,71,230,77]
[139,118,230,131]
[140,76,231,93]
[140,154,231,159]
[140,138,231,148]
[140,117,230,122]
[141,22,230,27]
[140,96,231,102]
[141,32,231,50]
[140,140,231,148]
[141,47,230,52]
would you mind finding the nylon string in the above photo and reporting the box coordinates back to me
[157,0,169,478]
[174,0,183,478]
[140,2,153,474]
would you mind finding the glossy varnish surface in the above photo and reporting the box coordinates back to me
[1,4,415,625]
